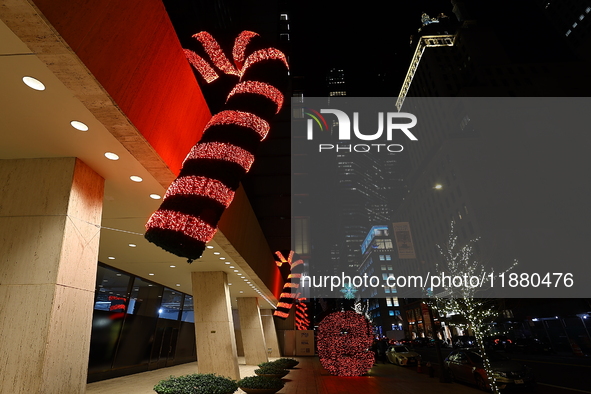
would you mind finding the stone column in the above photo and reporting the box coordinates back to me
[192,271,240,379]
[237,297,268,365]
[261,312,281,357]
[0,158,104,393]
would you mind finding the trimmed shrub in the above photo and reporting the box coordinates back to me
[237,375,284,391]
[153,373,237,394]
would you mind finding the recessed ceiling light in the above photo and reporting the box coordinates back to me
[239,291,244,293]
[130,175,143,182]
[206,246,214,249]
[170,265,176,268]
[228,283,232,285]
[219,257,226,260]
[70,120,89,131]
[229,266,235,269]
[128,243,136,247]
[224,262,231,265]
[116,274,121,277]
[243,279,248,281]
[104,152,119,160]
[233,270,239,272]
[22,76,45,91]
[176,284,181,286]
[149,273,154,276]
[108,256,115,260]
[150,194,161,200]
[213,252,220,255]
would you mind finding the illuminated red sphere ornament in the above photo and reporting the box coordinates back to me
[145,31,288,262]
[317,311,375,376]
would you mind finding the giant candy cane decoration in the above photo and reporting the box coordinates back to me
[274,251,304,318]
[145,31,288,262]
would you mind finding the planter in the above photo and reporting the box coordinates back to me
[240,388,280,394]
[254,372,288,379]
[237,375,284,394]
[271,358,299,369]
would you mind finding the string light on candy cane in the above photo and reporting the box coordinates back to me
[295,298,310,330]
[144,31,288,262]
[273,250,304,319]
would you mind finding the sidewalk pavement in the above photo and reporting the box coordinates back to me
[280,357,481,394]
[87,356,480,394]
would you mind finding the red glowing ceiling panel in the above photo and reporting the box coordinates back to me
[33,0,211,175]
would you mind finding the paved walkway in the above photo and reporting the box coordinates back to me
[86,357,480,394]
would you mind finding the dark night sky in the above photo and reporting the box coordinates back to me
[163,0,578,96]
[288,0,455,95]
[164,0,456,97]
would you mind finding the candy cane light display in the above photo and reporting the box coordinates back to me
[317,311,375,376]
[145,31,288,262]
[273,251,303,318]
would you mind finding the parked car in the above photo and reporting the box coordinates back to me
[512,338,553,354]
[385,345,421,366]
[485,335,515,352]
[444,349,536,391]
[452,335,477,349]
[412,337,435,347]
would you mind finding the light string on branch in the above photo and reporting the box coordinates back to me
[145,31,288,262]
[429,221,518,394]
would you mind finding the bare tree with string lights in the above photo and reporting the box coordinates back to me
[430,221,517,394]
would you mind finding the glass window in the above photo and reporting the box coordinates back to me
[389,310,395,316]
[381,265,386,270]
[181,295,194,323]
[94,265,131,311]
[127,277,163,317]
[159,288,183,320]
[386,298,393,307]
[392,297,400,307]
